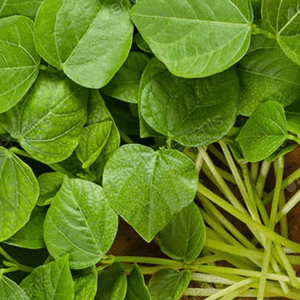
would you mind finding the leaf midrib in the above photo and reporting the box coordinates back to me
[133,13,249,26]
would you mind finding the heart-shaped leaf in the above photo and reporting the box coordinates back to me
[156,202,206,264]
[44,178,118,269]
[103,144,198,242]
[148,269,191,300]
[236,101,287,162]
[140,59,239,146]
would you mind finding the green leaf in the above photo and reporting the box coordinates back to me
[87,90,120,176]
[76,121,113,169]
[103,144,198,242]
[140,59,239,146]
[134,33,152,53]
[95,263,127,300]
[238,34,300,116]
[0,70,88,164]
[236,101,288,162]
[0,16,40,113]
[125,264,151,300]
[20,255,74,300]
[156,202,206,264]
[73,266,98,300]
[4,206,46,249]
[148,269,191,300]
[0,0,43,20]
[285,99,300,135]
[34,0,134,88]
[131,0,253,78]
[37,172,65,206]
[44,177,118,269]
[262,0,300,65]
[0,147,39,242]
[0,276,29,300]
[102,52,150,104]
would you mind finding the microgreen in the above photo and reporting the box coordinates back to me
[2,0,300,299]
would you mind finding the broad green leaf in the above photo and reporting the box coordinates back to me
[131,0,253,78]
[156,202,206,264]
[103,144,198,242]
[262,0,300,65]
[37,172,65,206]
[4,206,46,249]
[34,0,134,88]
[140,59,239,146]
[76,121,113,169]
[0,276,29,300]
[238,35,300,116]
[148,269,191,300]
[134,33,152,53]
[236,101,288,162]
[95,263,127,300]
[44,178,118,269]
[286,99,300,135]
[102,52,150,103]
[0,70,88,164]
[73,266,98,300]
[20,255,74,300]
[0,147,39,242]
[125,264,151,300]
[0,0,43,20]
[87,90,120,176]
[0,16,40,113]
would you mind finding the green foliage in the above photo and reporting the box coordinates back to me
[2,1,300,299]
[0,0,43,20]
[34,0,134,88]
[103,144,198,242]
[95,263,127,300]
[140,59,239,146]
[0,70,88,164]
[238,34,300,116]
[44,178,118,269]
[102,52,150,103]
[132,0,253,78]
[0,147,39,241]
[125,264,151,300]
[4,206,46,249]
[73,266,98,300]
[20,255,74,299]
[237,101,287,162]
[0,16,40,113]
[156,202,206,264]
[148,269,191,300]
